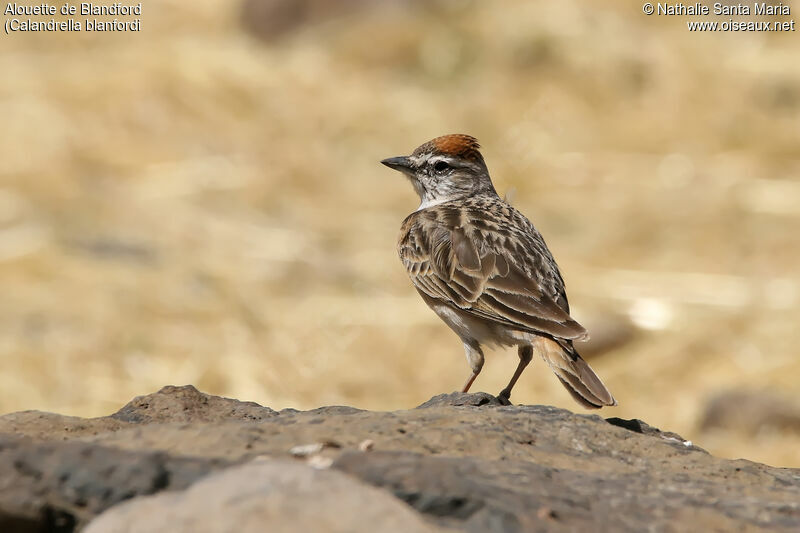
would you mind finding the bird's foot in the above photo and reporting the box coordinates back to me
[497,388,513,406]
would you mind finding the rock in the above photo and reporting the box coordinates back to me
[699,389,800,435]
[0,410,129,440]
[50,395,705,464]
[334,450,799,531]
[416,391,509,408]
[85,460,444,533]
[0,434,231,532]
[605,416,698,446]
[0,385,277,442]
[1,386,799,532]
[110,385,278,424]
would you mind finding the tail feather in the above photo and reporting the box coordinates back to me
[554,374,605,409]
[535,337,617,409]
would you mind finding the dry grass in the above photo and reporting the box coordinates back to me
[1,0,799,466]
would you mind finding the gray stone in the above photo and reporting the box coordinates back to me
[0,434,230,532]
[334,450,800,532]
[417,391,509,408]
[1,386,799,532]
[110,384,277,423]
[85,460,444,533]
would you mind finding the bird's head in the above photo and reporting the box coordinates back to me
[381,134,497,209]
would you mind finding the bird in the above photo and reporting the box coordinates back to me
[381,134,616,409]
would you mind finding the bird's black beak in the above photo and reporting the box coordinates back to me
[380,156,413,172]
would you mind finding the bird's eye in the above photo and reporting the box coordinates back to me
[433,161,450,173]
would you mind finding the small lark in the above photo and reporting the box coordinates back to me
[382,134,616,408]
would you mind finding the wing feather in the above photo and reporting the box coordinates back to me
[398,205,588,341]
[452,226,481,271]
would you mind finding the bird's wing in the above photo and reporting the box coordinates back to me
[398,207,588,341]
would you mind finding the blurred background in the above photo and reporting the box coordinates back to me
[1,0,799,466]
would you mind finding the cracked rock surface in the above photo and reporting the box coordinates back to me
[0,385,798,532]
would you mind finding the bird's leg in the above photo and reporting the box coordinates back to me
[499,345,534,402]
[460,340,484,393]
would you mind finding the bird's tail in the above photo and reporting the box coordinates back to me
[535,337,617,409]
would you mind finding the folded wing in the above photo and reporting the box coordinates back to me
[399,213,588,342]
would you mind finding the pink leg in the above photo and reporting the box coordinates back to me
[460,340,484,393]
[462,371,479,393]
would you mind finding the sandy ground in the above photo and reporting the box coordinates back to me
[0,0,798,466]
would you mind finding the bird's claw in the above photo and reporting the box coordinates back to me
[497,389,512,406]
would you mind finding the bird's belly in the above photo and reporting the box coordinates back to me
[427,302,532,347]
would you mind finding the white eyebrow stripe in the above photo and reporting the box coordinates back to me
[411,153,432,165]
[428,154,475,170]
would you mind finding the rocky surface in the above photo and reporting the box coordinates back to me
[84,460,443,533]
[0,435,229,532]
[0,385,799,532]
